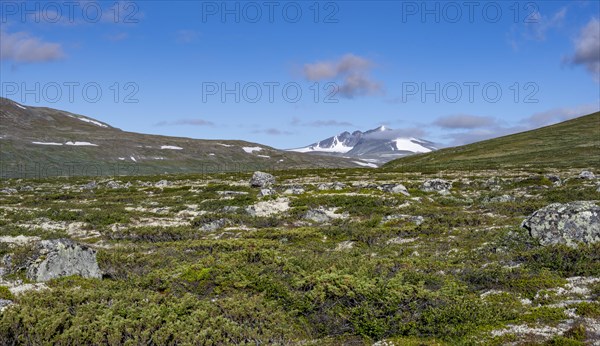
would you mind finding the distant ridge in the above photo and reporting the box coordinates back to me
[383,112,600,172]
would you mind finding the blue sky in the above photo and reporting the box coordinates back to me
[1,0,599,148]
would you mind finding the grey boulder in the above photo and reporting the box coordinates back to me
[26,239,102,282]
[250,171,275,188]
[378,184,410,196]
[522,201,600,247]
[579,171,595,180]
[420,179,452,195]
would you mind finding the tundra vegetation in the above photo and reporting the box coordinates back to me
[0,165,598,345]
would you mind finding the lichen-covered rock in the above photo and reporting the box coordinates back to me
[154,180,172,188]
[378,184,410,196]
[283,186,305,195]
[317,182,346,190]
[199,218,228,232]
[81,181,97,190]
[545,174,562,186]
[26,239,102,282]
[304,209,331,223]
[485,195,516,203]
[106,181,121,189]
[522,201,600,247]
[420,179,452,194]
[249,171,275,188]
[1,188,18,194]
[579,171,595,180]
[258,188,276,197]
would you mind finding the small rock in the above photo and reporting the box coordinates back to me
[522,201,600,247]
[259,188,276,197]
[222,206,240,213]
[0,299,13,311]
[0,188,17,194]
[19,186,33,192]
[381,214,424,226]
[487,195,515,203]
[378,184,410,196]
[318,182,346,190]
[335,241,355,251]
[154,180,172,188]
[420,179,452,194]
[81,181,97,190]
[199,219,228,232]
[106,181,121,189]
[250,171,275,188]
[579,171,595,180]
[545,174,562,186]
[26,239,102,282]
[283,186,305,195]
[304,209,331,223]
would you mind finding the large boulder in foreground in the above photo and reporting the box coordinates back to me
[26,239,102,282]
[249,171,275,188]
[522,201,600,247]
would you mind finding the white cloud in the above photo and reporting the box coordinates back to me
[567,18,600,82]
[0,30,65,63]
[302,54,382,98]
[433,114,496,129]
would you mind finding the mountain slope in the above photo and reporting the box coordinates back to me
[0,98,367,177]
[289,125,437,164]
[384,112,600,172]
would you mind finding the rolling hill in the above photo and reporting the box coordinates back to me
[384,111,600,172]
[0,98,368,178]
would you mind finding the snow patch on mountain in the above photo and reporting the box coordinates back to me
[66,141,98,146]
[161,145,183,150]
[353,161,378,168]
[32,141,63,146]
[243,146,263,154]
[392,138,433,153]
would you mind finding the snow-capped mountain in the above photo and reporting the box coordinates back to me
[288,125,438,164]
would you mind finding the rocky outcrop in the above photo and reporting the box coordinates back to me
[155,180,172,188]
[317,182,347,190]
[522,201,600,247]
[26,239,102,282]
[250,171,275,188]
[579,171,595,180]
[378,184,410,196]
[420,179,452,195]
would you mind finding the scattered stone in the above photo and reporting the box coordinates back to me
[222,206,240,213]
[318,182,346,190]
[249,171,275,188]
[304,209,331,223]
[154,180,172,188]
[545,174,562,186]
[486,195,515,203]
[378,184,410,196]
[420,179,452,194]
[106,181,121,189]
[199,219,228,232]
[24,239,101,282]
[304,207,348,223]
[81,181,97,190]
[0,299,13,310]
[217,191,248,196]
[335,241,354,251]
[283,186,305,195]
[19,186,33,192]
[522,201,600,247]
[386,237,416,245]
[381,214,424,226]
[259,188,276,197]
[246,198,289,217]
[579,171,595,180]
[1,188,18,194]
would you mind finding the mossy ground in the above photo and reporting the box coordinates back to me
[0,167,598,345]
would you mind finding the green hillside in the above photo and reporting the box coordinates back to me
[384,112,600,172]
